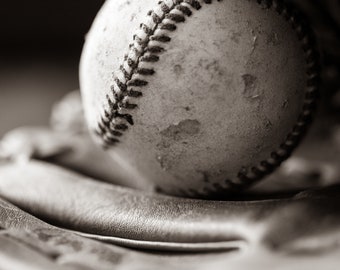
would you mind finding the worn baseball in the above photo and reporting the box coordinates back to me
[80,0,319,198]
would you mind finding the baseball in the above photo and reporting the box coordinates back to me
[80,0,319,198]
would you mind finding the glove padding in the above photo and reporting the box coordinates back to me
[0,160,339,254]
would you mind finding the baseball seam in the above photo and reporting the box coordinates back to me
[94,0,320,196]
[95,0,218,145]
[183,0,320,198]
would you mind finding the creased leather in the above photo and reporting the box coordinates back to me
[0,160,340,255]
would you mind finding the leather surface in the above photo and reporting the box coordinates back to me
[0,163,340,269]
[0,110,340,268]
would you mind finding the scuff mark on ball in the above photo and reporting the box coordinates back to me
[242,74,261,99]
[160,119,201,141]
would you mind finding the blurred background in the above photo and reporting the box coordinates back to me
[0,0,105,136]
[0,0,339,137]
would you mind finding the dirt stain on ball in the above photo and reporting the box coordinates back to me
[160,119,201,141]
[242,74,261,99]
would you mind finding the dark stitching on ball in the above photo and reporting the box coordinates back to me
[160,1,171,13]
[150,35,172,42]
[115,124,129,131]
[231,0,320,198]
[114,78,128,92]
[127,58,137,68]
[147,46,165,53]
[182,0,320,199]
[127,89,143,97]
[121,102,138,110]
[137,68,156,75]
[95,0,216,145]
[127,79,148,87]
[120,65,129,78]
[140,54,160,62]
[160,23,177,31]
[166,13,186,23]
[110,130,123,137]
[176,5,193,16]
[151,12,162,24]
[117,113,134,125]
[140,23,153,35]
[133,35,148,47]
[94,0,319,198]
[184,0,201,10]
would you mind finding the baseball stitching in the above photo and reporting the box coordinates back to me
[95,0,217,145]
[94,0,320,197]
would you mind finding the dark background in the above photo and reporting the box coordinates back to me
[0,0,105,58]
[0,0,105,136]
[0,0,339,136]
